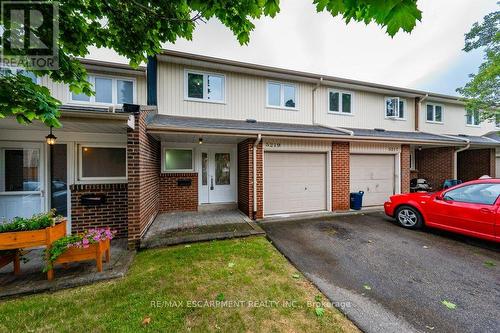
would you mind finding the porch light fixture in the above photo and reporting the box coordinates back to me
[45,126,57,145]
[198,137,203,145]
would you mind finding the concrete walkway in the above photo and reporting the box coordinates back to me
[0,239,134,299]
[141,208,265,249]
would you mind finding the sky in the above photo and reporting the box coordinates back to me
[88,0,497,96]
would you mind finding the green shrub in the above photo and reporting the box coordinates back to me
[0,210,58,233]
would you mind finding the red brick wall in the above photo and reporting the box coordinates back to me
[70,183,128,238]
[332,142,350,211]
[415,147,454,190]
[159,173,198,212]
[237,139,263,220]
[457,148,496,182]
[401,145,411,193]
[127,106,161,249]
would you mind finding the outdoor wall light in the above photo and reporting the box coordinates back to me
[45,126,57,145]
[198,137,203,145]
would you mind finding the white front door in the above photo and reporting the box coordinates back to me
[0,142,45,221]
[199,148,236,204]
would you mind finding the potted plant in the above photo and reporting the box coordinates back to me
[45,228,116,281]
[0,210,66,277]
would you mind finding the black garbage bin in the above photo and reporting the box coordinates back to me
[350,191,364,210]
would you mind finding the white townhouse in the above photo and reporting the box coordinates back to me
[0,51,498,247]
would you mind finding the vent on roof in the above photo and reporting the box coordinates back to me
[374,128,386,132]
[246,119,257,123]
[458,134,468,137]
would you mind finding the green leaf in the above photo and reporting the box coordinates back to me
[483,261,496,268]
[228,262,235,268]
[216,293,225,301]
[363,284,372,290]
[315,307,325,317]
[292,273,300,279]
[441,300,457,310]
[314,295,322,302]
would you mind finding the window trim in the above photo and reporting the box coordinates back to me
[425,103,444,124]
[327,89,354,115]
[163,147,195,173]
[68,74,137,106]
[266,80,298,110]
[78,143,127,182]
[443,183,500,206]
[184,69,226,104]
[384,97,407,120]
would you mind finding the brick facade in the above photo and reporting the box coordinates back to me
[400,144,411,193]
[457,148,496,182]
[127,106,161,249]
[332,142,350,211]
[70,183,128,238]
[159,173,198,212]
[237,139,263,219]
[415,147,455,190]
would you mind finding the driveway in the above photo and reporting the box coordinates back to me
[261,212,500,333]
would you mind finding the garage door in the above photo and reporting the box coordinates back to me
[264,152,327,215]
[350,154,395,207]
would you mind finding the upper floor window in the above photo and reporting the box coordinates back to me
[385,97,406,119]
[267,81,297,109]
[329,90,352,114]
[0,67,37,83]
[426,103,443,123]
[71,75,136,105]
[185,70,225,103]
[466,110,480,126]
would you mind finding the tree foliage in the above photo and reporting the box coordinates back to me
[0,0,422,127]
[457,10,499,121]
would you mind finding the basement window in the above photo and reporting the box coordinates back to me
[79,145,127,181]
[164,148,193,172]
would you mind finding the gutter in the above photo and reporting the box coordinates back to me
[253,134,262,219]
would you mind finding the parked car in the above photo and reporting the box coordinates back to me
[384,179,500,242]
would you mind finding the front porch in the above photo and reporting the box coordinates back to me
[141,205,265,249]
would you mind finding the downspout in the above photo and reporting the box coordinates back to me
[416,94,429,132]
[253,133,262,219]
[311,77,323,125]
[146,55,157,106]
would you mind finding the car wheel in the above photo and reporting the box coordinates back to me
[395,206,423,229]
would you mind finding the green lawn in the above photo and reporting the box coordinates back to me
[0,237,358,333]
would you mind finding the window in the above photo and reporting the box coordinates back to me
[185,71,225,102]
[329,90,352,114]
[1,148,40,192]
[79,146,126,180]
[443,183,500,205]
[385,97,406,119]
[466,110,480,126]
[70,75,136,105]
[164,149,193,172]
[267,81,297,109]
[426,104,443,123]
[0,67,38,83]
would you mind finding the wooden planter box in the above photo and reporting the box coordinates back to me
[51,239,110,281]
[0,220,67,278]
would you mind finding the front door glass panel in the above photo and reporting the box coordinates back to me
[215,153,230,185]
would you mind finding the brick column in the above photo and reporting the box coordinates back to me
[400,145,411,194]
[237,138,263,220]
[332,142,350,211]
[127,106,161,249]
[415,147,454,190]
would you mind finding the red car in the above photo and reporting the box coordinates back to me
[384,179,500,242]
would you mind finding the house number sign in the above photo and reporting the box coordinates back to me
[265,142,281,148]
